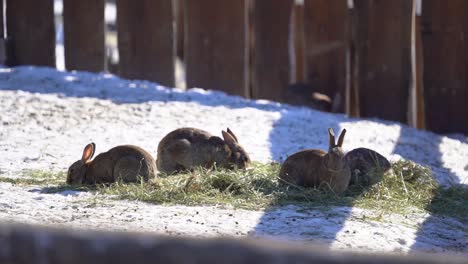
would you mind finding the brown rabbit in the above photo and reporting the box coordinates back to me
[67,143,157,185]
[279,128,351,194]
[156,127,251,174]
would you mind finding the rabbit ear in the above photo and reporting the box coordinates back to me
[328,128,336,148]
[222,130,237,145]
[81,143,95,162]
[337,129,347,147]
[226,128,239,142]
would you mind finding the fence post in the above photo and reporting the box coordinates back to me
[303,0,349,113]
[184,0,249,97]
[251,0,293,102]
[117,0,174,87]
[353,0,412,123]
[6,0,55,67]
[63,0,105,72]
[421,0,468,134]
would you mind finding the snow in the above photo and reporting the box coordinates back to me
[0,66,467,256]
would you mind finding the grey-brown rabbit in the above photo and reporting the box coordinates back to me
[156,127,251,174]
[345,147,391,186]
[279,128,351,194]
[67,143,157,185]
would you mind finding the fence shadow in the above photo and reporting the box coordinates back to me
[393,126,467,253]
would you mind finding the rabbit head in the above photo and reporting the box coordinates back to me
[67,143,95,184]
[324,128,346,171]
[221,128,251,169]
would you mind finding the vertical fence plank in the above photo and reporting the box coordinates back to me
[422,0,468,134]
[117,0,174,86]
[185,0,248,96]
[6,0,55,67]
[353,0,412,122]
[251,0,293,102]
[303,0,348,112]
[63,0,105,72]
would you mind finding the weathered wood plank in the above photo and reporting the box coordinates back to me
[303,0,349,112]
[422,0,468,133]
[63,0,105,72]
[117,0,174,86]
[353,0,412,122]
[6,0,55,67]
[184,0,248,96]
[251,0,293,102]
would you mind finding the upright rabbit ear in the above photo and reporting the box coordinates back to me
[81,143,95,162]
[222,130,237,145]
[226,128,239,142]
[337,129,347,147]
[328,128,336,148]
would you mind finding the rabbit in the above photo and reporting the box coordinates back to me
[279,128,351,194]
[156,127,251,174]
[67,143,157,185]
[345,147,391,186]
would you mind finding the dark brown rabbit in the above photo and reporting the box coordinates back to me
[156,127,251,174]
[279,128,351,194]
[67,143,157,185]
[345,147,391,186]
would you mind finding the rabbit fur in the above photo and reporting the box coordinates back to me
[279,128,351,194]
[67,143,157,185]
[156,127,250,174]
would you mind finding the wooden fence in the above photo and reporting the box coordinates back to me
[2,0,467,134]
[0,223,465,264]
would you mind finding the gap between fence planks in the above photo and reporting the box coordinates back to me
[184,0,249,97]
[63,0,105,72]
[117,0,175,87]
[6,0,55,67]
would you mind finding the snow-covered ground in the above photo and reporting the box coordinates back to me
[0,66,467,256]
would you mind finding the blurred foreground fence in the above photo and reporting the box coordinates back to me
[0,223,465,264]
[1,0,467,134]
